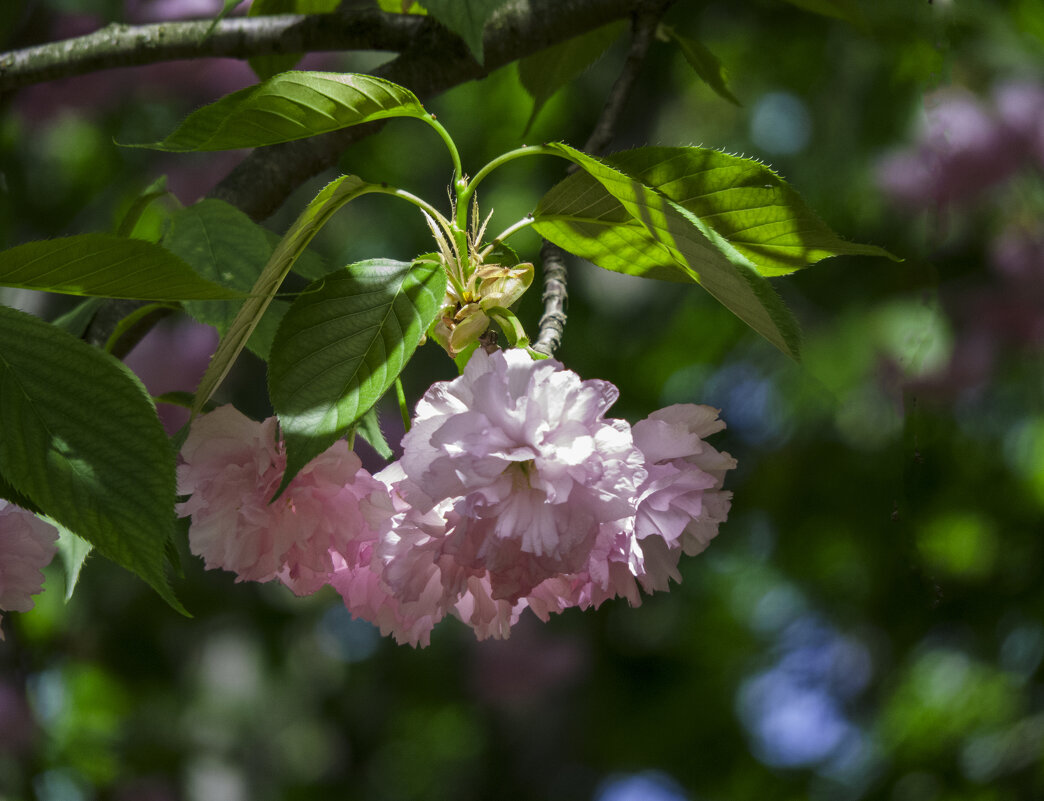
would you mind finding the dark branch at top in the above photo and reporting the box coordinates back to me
[0,9,423,94]
[209,0,642,221]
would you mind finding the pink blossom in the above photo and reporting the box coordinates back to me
[526,404,736,617]
[875,87,1028,209]
[399,348,646,603]
[328,463,523,647]
[0,502,59,639]
[347,353,735,646]
[176,405,390,592]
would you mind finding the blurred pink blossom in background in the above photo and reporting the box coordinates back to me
[875,82,1044,209]
[123,317,218,434]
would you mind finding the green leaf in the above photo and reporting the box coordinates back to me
[261,227,329,282]
[0,305,185,613]
[163,199,286,360]
[116,175,180,241]
[247,0,341,80]
[377,0,425,11]
[50,297,106,338]
[126,72,428,152]
[269,258,446,493]
[54,524,92,601]
[0,472,42,513]
[602,146,897,276]
[421,0,512,63]
[192,175,381,413]
[518,22,626,135]
[533,144,802,359]
[0,235,246,300]
[355,406,394,460]
[102,302,177,354]
[660,25,741,106]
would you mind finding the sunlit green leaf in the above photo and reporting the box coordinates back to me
[126,72,427,152]
[518,22,626,135]
[377,0,425,11]
[533,144,802,358]
[192,176,381,414]
[661,25,741,106]
[269,258,445,493]
[555,146,896,277]
[0,305,185,613]
[55,524,92,601]
[422,0,512,63]
[115,175,180,241]
[0,235,246,300]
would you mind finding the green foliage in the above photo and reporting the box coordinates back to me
[517,22,626,135]
[164,199,288,360]
[377,0,425,11]
[660,25,741,106]
[50,297,106,337]
[0,306,183,613]
[421,0,513,63]
[55,524,93,601]
[534,143,803,359]
[192,175,380,414]
[269,258,446,494]
[126,72,429,152]
[115,176,179,240]
[0,235,244,299]
[355,406,395,460]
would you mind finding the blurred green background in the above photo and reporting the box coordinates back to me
[3,1,1044,799]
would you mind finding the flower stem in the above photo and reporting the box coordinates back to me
[395,377,411,433]
[459,144,561,210]
[479,216,536,260]
[422,113,464,188]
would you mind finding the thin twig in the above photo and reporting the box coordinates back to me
[533,0,670,356]
[532,241,569,356]
[582,0,667,158]
[0,10,422,94]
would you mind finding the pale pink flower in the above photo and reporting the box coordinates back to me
[632,404,737,557]
[329,463,522,647]
[324,356,735,647]
[0,502,59,639]
[526,404,736,617]
[399,348,646,603]
[176,405,390,592]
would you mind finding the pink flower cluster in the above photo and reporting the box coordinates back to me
[0,501,59,640]
[178,349,736,646]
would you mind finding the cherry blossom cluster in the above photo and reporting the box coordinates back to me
[177,348,736,647]
[0,500,58,640]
